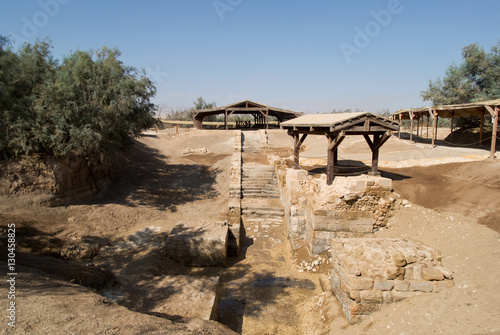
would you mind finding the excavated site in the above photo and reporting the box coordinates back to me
[1,127,500,334]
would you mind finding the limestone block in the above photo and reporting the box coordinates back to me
[410,281,433,293]
[422,267,445,281]
[128,275,220,321]
[166,221,228,267]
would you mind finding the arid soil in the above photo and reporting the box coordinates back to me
[1,127,500,334]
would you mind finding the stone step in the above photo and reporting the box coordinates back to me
[242,208,284,216]
[242,194,280,199]
[242,207,284,215]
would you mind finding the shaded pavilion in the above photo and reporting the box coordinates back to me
[192,100,302,130]
[392,99,500,159]
[281,112,400,185]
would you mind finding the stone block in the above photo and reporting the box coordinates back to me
[359,290,383,303]
[166,221,228,267]
[409,281,433,293]
[422,267,444,281]
[374,280,395,291]
[394,279,409,292]
[128,275,220,321]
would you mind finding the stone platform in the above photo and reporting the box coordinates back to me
[329,238,454,324]
[127,275,220,321]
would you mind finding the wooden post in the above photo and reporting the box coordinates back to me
[410,113,414,143]
[326,132,346,185]
[490,107,498,159]
[450,112,454,142]
[225,110,228,130]
[416,116,420,138]
[426,115,429,139]
[398,114,402,139]
[294,133,300,169]
[480,111,484,145]
[176,123,179,135]
[370,134,380,175]
[327,136,335,185]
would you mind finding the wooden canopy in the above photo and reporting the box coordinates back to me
[392,99,500,158]
[192,100,302,130]
[281,112,400,185]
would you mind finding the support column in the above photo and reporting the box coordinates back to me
[480,111,484,145]
[450,112,454,142]
[224,110,228,130]
[489,107,498,159]
[265,109,269,129]
[409,111,414,143]
[327,136,334,185]
[293,133,308,169]
[327,132,346,185]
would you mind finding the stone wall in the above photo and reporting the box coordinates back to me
[329,238,454,324]
[274,162,403,254]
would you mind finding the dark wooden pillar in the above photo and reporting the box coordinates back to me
[488,106,498,159]
[409,111,414,143]
[326,131,345,185]
[364,132,391,176]
[293,133,308,169]
[480,111,484,144]
[225,110,228,130]
[294,133,300,169]
[327,136,334,184]
[265,110,269,129]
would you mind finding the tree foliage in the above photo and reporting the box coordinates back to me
[0,37,156,165]
[421,42,500,105]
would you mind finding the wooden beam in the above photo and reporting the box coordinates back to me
[328,131,345,151]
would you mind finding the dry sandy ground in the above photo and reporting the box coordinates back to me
[0,127,499,334]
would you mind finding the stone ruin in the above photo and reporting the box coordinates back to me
[277,167,403,254]
[329,238,454,324]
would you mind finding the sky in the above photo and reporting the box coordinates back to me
[1,0,499,114]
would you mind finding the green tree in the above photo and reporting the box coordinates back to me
[421,42,500,105]
[193,97,218,121]
[0,37,156,165]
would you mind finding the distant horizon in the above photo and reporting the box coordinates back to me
[1,0,499,114]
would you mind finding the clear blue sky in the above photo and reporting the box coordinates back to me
[1,0,499,114]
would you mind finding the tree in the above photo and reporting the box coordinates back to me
[193,97,216,110]
[0,37,157,166]
[193,97,218,121]
[421,42,500,105]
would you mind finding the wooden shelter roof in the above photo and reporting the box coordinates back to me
[393,99,500,120]
[281,112,400,185]
[281,112,400,134]
[192,100,302,121]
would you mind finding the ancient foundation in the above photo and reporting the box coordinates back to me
[329,238,454,324]
[276,167,401,254]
